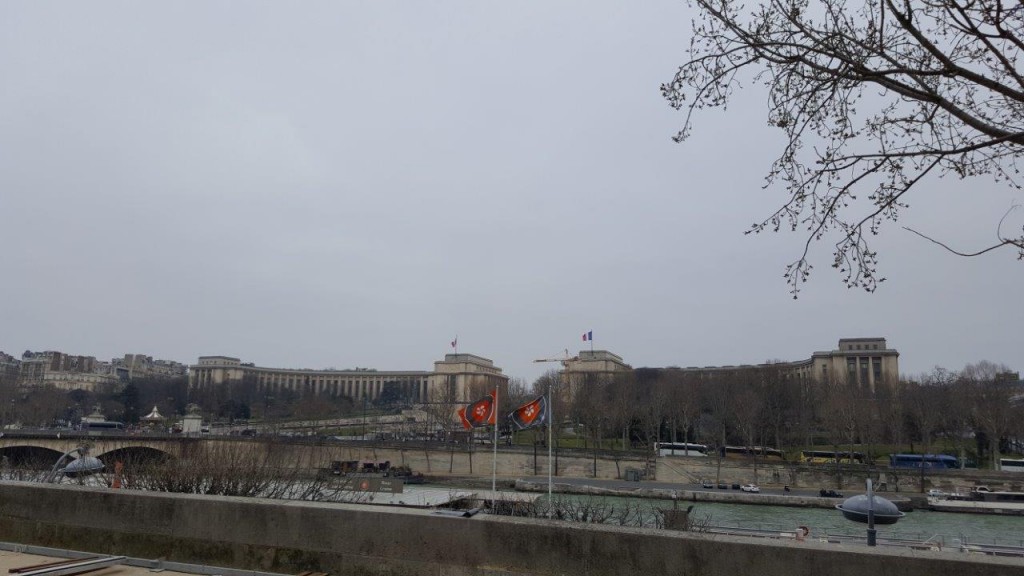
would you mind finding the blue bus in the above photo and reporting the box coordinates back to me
[889,453,958,469]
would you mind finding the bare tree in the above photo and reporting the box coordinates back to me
[423,374,460,445]
[940,373,974,468]
[700,372,738,484]
[633,368,670,453]
[664,370,701,448]
[506,377,531,411]
[907,369,954,454]
[664,0,1024,296]
[964,361,1019,467]
[606,371,639,452]
[729,376,763,482]
[756,365,796,453]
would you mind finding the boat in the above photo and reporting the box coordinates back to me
[928,488,1024,515]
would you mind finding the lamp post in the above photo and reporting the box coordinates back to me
[533,351,577,519]
[836,477,904,545]
[866,478,877,546]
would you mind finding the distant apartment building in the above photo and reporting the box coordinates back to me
[7,350,186,392]
[189,353,509,404]
[113,354,188,381]
[0,352,19,387]
[17,351,119,391]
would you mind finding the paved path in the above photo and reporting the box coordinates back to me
[0,550,195,576]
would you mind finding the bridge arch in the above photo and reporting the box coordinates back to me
[0,444,65,469]
[97,446,176,467]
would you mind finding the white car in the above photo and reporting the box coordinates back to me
[740,484,760,493]
[926,489,945,497]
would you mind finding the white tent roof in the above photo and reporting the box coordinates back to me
[141,406,165,422]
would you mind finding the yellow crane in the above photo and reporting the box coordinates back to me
[532,350,578,366]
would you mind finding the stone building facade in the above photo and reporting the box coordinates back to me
[563,350,632,376]
[674,337,900,392]
[189,353,508,404]
[550,338,899,393]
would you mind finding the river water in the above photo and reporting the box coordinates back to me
[536,493,1024,548]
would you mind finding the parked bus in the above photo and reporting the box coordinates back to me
[999,458,1024,472]
[654,442,708,457]
[799,450,865,464]
[83,421,125,432]
[723,445,785,460]
[889,453,959,469]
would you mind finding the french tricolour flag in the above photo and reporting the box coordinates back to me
[582,330,592,342]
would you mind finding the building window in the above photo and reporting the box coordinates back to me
[847,358,856,383]
[859,357,869,385]
[872,357,882,382]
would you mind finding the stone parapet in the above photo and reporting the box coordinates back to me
[0,482,1020,576]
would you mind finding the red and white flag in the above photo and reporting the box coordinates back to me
[509,396,548,430]
[461,389,497,428]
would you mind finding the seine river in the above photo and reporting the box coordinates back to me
[538,494,1024,549]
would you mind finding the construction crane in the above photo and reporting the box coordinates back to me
[532,350,578,366]
[532,351,578,397]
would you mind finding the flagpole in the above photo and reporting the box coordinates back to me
[547,378,553,518]
[491,387,498,495]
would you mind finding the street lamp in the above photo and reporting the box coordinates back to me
[836,478,905,546]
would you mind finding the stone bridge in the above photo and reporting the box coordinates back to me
[0,433,362,471]
[0,432,649,480]
[3,433,1010,494]
[0,433,219,469]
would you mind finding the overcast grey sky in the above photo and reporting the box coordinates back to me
[1,2,1020,383]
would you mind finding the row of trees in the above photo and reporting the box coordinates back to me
[2,359,1019,472]
[498,361,1021,469]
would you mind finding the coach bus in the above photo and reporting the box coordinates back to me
[654,442,709,457]
[999,458,1024,472]
[83,421,125,433]
[799,450,865,464]
[889,453,959,469]
[723,445,785,460]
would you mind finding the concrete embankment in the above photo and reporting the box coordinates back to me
[513,479,915,510]
[0,481,1020,576]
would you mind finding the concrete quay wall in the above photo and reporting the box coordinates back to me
[0,481,1021,576]
[335,444,1007,495]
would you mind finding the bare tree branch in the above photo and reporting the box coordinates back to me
[664,0,1024,294]
[903,203,1024,256]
